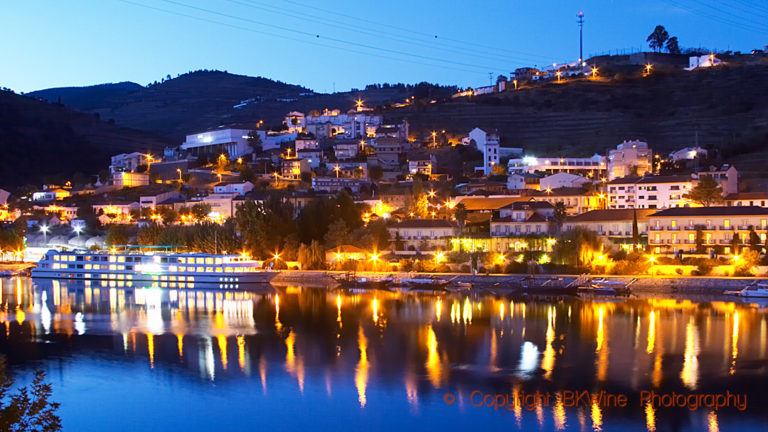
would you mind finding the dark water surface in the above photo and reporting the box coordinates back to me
[0,277,767,431]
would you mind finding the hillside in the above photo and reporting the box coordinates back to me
[29,71,454,140]
[0,90,171,188]
[384,62,768,157]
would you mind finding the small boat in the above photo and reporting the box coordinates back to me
[580,278,635,296]
[734,283,768,298]
[397,277,449,291]
[522,277,579,296]
[333,273,393,290]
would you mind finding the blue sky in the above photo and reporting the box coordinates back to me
[3,0,766,93]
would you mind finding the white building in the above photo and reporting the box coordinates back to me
[291,109,383,140]
[607,140,652,181]
[508,155,606,177]
[686,54,723,70]
[540,173,590,190]
[468,128,500,175]
[213,181,254,195]
[181,128,253,158]
[112,172,149,188]
[110,152,150,173]
[334,142,360,160]
[696,165,738,195]
[670,147,707,162]
[608,175,694,209]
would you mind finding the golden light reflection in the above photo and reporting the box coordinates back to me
[553,393,566,430]
[645,402,656,432]
[355,326,369,408]
[462,297,472,324]
[405,369,418,408]
[426,325,442,387]
[274,294,282,331]
[591,397,602,431]
[237,335,246,371]
[646,310,656,354]
[499,301,504,321]
[147,333,154,368]
[681,317,699,389]
[542,306,556,380]
[336,294,342,324]
[435,299,442,321]
[730,311,739,375]
[595,306,608,382]
[259,356,267,394]
[217,334,228,370]
[512,384,522,426]
[177,334,183,357]
[372,298,379,324]
[708,410,719,432]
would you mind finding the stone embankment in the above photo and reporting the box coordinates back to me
[271,270,767,294]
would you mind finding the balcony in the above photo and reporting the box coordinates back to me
[718,226,732,231]
[666,226,680,231]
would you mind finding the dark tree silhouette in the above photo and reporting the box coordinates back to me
[666,36,681,54]
[647,25,670,52]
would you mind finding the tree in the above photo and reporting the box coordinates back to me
[632,208,640,248]
[647,25,670,52]
[368,165,383,181]
[0,362,61,431]
[665,36,681,54]
[234,197,297,258]
[105,225,130,245]
[247,131,263,154]
[695,225,705,254]
[324,219,349,248]
[684,175,723,207]
[407,178,429,218]
[749,227,761,252]
[731,232,740,255]
[190,203,212,221]
[552,202,567,234]
[454,203,467,235]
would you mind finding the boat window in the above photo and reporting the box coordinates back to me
[53,255,59,261]
[126,266,133,271]
[205,267,213,273]
[196,258,204,264]
[169,266,177,272]
[178,257,186,264]
[205,258,214,265]
[215,258,222,265]
[76,256,84,261]
[161,258,168,263]
[118,256,125,263]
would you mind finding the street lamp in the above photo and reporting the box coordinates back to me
[177,168,182,182]
[431,131,437,146]
[146,154,154,172]
[591,67,598,78]
[40,224,49,243]
[556,71,562,83]
[645,64,652,75]
[73,225,83,237]
[334,165,340,178]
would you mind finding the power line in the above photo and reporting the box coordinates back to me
[116,0,488,75]
[224,0,545,66]
[156,0,511,72]
[269,0,556,62]
[662,0,768,34]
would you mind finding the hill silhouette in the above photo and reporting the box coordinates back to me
[0,90,171,188]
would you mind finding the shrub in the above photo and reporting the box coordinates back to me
[459,264,471,273]
[695,262,713,276]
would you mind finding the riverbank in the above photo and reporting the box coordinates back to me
[271,270,768,294]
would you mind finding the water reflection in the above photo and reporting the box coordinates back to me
[0,277,767,431]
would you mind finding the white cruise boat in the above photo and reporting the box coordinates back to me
[31,249,277,288]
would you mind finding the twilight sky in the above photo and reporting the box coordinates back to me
[3,0,767,93]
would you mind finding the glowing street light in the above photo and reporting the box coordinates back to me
[431,131,437,146]
[73,225,83,237]
[146,154,154,172]
[40,224,49,243]
[591,67,599,78]
[237,157,243,164]
[556,71,562,82]
[645,64,653,75]
[177,168,182,182]
[334,165,341,178]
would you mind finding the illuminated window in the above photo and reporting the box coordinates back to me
[215,267,222,273]
[205,258,214,265]
[197,267,203,272]
[671,220,677,228]
[205,267,213,273]
[178,257,186,264]
[215,258,222,265]
[118,256,125,263]
[117,265,124,270]
[169,266,177,272]
[196,258,204,264]
[53,255,60,261]
[109,256,116,263]
[724,219,730,228]
[109,264,117,271]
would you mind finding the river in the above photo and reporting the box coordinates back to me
[0,277,766,431]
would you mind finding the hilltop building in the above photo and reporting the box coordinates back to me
[607,140,652,181]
